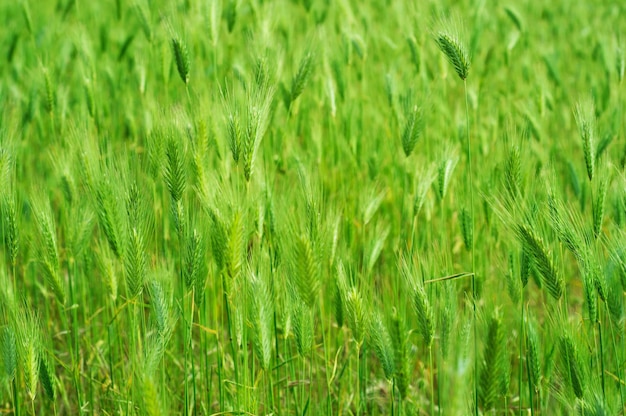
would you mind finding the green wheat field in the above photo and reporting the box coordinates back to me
[1,0,626,414]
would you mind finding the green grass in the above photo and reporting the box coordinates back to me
[1,0,626,414]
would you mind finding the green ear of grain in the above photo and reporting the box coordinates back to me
[503,6,524,32]
[248,271,273,370]
[515,223,563,300]
[148,278,174,343]
[406,35,420,73]
[401,101,423,157]
[1,195,19,268]
[125,227,146,299]
[224,0,237,32]
[164,136,187,203]
[39,353,55,400]
[42,67,55,115]
[96,243,119,301]
[438,284,456,359]
[171,36,190,84]
[369,313,395,380]
[401,259,433,346]
[242,78,275,181]
[32,197,65,304]
[479,310,510,410]
[616,43,625,83]
[504,145,522,200]
[292,300,314,357]
[606,264,624,324]
[505,252,521,304]
[526,320,542,391]
[435,25,471,81]
[290,48,315,106]
[292,233,320,309]
[559,333,586,399]
[209,210,228,272]
[460,207,473,250]
[390,310,410,399]
[337,263,367,347]
[226,210,244,281]
[15,310,41,401]
[1,326,17,381]
[592,177,607,239]
[184,228,206,290]
[95,176,127,260]
[134,4,152,42]
[142,372,164,416]
[574,99,596,181]
[436,149,459,201]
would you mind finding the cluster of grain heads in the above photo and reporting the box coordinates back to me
[478,309,510,411]
[574,98,597,181]
[31,196,65,305]
[221,65,275,181]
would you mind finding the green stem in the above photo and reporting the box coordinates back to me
[12,376,20,416]
[519,294,524,416]
[464,79,478,416]
[356,343,361,416]
[429,346,435,416]
[604,302,625,410]
[597,306,605,403]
